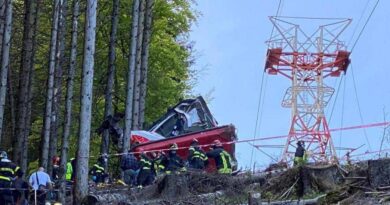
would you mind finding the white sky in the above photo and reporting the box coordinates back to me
[190,0,390,170]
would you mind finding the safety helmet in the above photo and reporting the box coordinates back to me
[52,156,60,164]
[0,151,7,159]
[170,143,179,151]
[213,140,222,147]
[191,138,199,145]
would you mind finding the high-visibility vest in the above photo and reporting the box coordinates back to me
[140,157,152,170]
[218,151,232,174]
[92,164,105,174]
[66,162,73,180]
[189,147,208,161]
[0,161,20,181]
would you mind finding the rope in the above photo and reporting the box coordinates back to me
[83,121,390,159]
[274,16,349,20]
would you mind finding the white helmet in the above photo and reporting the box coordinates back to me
[0,151,8,159]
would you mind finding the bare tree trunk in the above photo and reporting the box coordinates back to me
[123,0,140,153]
[0,0,13,143]
[139,0,154,129]
[21,0,40,175]
[59,0,78,203]
[74,0,97,203]
[48,0,67,177]
[6,68,15,145]
[41,0,60,170]
[0,0,6,62]
[132,0,145,130]
[101,0,119,162]
[14,0,36,167]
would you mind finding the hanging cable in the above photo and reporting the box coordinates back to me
[338,75,347,157]
[350,0,380,53]
[347,0,371,47]
[253,75,269,162]
[350,62,372,150]
[249,0,283,169]
[328,75,344,124]
[249,72,266,167]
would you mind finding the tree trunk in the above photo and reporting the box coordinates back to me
[21,0,40,175]
[0,0,13,143]
[138,0,154,129]
[131,0,145,130]
[0,0,6,61]
[6,67,15,146]
[123,0,140,153]
[41,0,60,170]
[59,0,78,203]
[48,0,67,177]
[14,0,37,167]
[74,0,97,203]
[101,0,119,162]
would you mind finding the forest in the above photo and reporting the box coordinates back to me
[0,0,197,203]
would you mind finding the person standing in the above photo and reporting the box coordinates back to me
[294,141,306,166]
[164,143,186,174]
[13,170,29,205]
[137,149,153,188]
[188,139,208,170]
[0,151,22,204]
[120,150,139,186]
[66,158,76,183]
[52,156,60,181]
[89,156,108,184]
[29,167,52,205]
[206,140,232,174]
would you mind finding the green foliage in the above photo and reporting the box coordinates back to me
[3,0,198,171]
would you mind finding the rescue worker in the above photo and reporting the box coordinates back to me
[89,156,108,184]
[206,140,232,174]
[294,141,307,166]
[52,156,60,181]
[188,139,208,170]
[164,143,186,174]
[152,151,166,176]
[66,158,76,182]
[137,149,153,188]
[0,151,22,204]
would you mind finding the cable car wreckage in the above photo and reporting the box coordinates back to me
[97,96,238,172]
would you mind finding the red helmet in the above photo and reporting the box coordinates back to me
[213,140,222,147]
[52,156,60,165]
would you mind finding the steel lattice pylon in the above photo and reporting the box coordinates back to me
[264,17,352,163]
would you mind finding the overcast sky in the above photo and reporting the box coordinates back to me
[190,0,390,170]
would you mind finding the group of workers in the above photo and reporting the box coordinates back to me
[0,138,233,203]
[89,138,233,188]
[0,151,52,205]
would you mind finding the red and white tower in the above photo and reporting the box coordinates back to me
[264,17,351,163]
